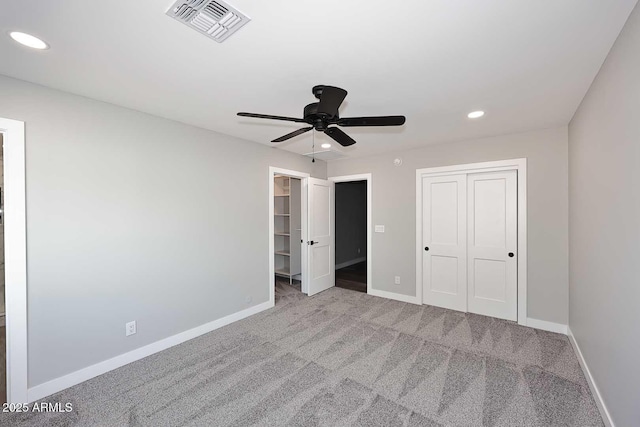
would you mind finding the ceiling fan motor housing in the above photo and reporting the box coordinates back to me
[303,103,335,131]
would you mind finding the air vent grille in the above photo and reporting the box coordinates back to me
[166,0,250,43]
[204,2,228,19]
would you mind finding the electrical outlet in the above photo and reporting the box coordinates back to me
[125,321,136,337]
[394,276,401,285]
[375,225,385,233]
[246,296,252,305]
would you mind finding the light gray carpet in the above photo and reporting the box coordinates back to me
[2,283,603,426]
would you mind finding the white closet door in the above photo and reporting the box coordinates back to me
[307,178,335,296]
[467,171,517,321]
[422,175,467,312]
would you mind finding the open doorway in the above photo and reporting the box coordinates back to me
[269,168,338,303]
[274,174,303,296]
[331,174,371,294]
[269,167,309,306]
[335,181,367,292]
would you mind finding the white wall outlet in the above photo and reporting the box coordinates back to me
[394,276,401,285]
[246,296,252,305]
[125,321,136,337]
[375,225,385,233]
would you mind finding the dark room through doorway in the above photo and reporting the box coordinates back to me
[335,180,367,293]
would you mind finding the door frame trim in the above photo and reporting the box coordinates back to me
[416,158,528,326]
[328,174,372,295]
[269,167,309,304]
[0,117,28,403]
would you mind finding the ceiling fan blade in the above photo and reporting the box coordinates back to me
[238,112,306,123]
[317,86,348,117]
[325,127,356,147]
[337,116,406,127]
[271,127,313,143]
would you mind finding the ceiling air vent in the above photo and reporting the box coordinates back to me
[166,0,250,43]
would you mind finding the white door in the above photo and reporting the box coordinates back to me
[307,178,335,296]
[422,175,467,312]
[467,171,518,321]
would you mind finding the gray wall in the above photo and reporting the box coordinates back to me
[568,3,640,426]
[335,181,367,267]
[0,75,325,387]
[328,127,569,325]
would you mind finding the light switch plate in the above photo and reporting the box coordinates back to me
[375,225,385,233]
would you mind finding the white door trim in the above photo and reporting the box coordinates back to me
[328,174,372,295]
[416,158,528,326]
[269,167,310,304]
[1,117,28,403]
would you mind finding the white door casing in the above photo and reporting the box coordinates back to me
[467,171,518,321]
[307,178,335,296]
[1,118,28,403]
[421,174,467,312]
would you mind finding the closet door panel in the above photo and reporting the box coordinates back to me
[422,174,467,312]
[467,171,517,321]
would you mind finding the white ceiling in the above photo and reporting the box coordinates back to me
[0,0,637,159]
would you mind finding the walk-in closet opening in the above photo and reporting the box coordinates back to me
[273,174,303,293]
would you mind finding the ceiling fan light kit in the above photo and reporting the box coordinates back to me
[238,85,406,148]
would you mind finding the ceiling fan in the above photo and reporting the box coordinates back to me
[237,85,406,147]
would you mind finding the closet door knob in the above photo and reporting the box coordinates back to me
[309,241,315,246]
[424,247,429,251]
[508,252,514,257]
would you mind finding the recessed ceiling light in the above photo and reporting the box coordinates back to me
[467,111,485,119]
[321,143,331,149]
[9,31,49,50]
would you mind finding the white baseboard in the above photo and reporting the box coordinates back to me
[526,317,567,334]
[368,288,421,305]
[335,257,366,270]
[27,300,273,403]
[567,327,614,427]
